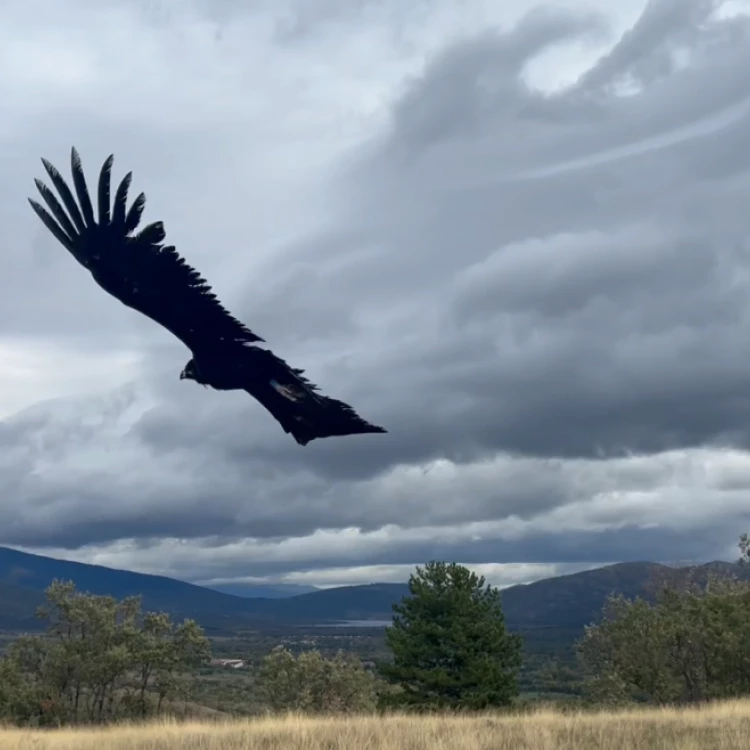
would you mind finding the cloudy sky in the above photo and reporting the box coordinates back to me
[3,0,750,591]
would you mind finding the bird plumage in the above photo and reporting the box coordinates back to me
[28,148,387,446]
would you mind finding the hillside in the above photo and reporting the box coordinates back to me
[253,583,410,622]
[501,561,663,628]
[0,580,45,629]
[207,582,318,598]
[0,547,257,630]
[0,546,745,636]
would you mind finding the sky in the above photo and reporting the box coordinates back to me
[3,0,750,591]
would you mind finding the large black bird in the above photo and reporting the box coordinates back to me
[28,148,387,446]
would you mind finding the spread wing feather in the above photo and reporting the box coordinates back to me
[28,147,265,350]
[245,347,386,444]
[28,147,387,445]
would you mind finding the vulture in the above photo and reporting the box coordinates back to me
[28,148,387,446]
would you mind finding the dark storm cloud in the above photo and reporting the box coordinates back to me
[199,527,729,576]
[169,0,750,478]
[220,526,734,576]
[4,0,750,584]
[26,516,741,585]
[0,389,578,547]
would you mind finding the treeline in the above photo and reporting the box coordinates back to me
[0,562,522,724]
[0,580,210,725]
[579,569,750,704]
[4,541,750,725]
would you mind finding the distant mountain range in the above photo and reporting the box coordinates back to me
[205,582,319,599]
[0,546,744,636]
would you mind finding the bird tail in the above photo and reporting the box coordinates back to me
[247,384,387,446]
[239,346,386,446]
[289,395,387,446]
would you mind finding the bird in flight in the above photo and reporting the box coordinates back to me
[28,148,387,446]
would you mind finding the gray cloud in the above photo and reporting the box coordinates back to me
[2,0,750,587]
[227,0,750,469]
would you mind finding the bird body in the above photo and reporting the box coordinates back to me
[28,148,387,446]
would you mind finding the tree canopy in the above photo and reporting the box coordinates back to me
[379,561,522,710]
[0,579,210,726]
[578,565,750,705]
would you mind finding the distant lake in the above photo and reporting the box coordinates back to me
[315,619,392,628]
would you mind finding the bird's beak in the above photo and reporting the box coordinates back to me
[179,370,186,380]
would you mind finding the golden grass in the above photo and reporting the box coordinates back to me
[2,699,750,750]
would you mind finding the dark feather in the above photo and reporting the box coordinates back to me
[28,197,74,253]
[111,171,132,230]
[30,147,265,349]
[70,148,96,227]
[29,147,386,445]
[98,155,113,226]
[240,347,386,445]
[40,158,86,233]
[124,192,146,234]
[33,178,77,244]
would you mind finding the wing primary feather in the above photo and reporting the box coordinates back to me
[34,178,78,241]
[134,221,166,245]
[97,154,114,225]
[112,172,132,230]
[124,192,146,234]
[31,147,269,348]
[70,147,95,228]
[41,159,86,233]
[27,199,74,252]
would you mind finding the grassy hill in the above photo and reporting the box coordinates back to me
[1,698,748,749]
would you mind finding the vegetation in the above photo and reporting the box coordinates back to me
[5,541,750,728]
[578,541,750,705]
[6,544,744,633]
[0,580,210,726]
[1,701,750,749]
[379,561,522,710]
[256,646,377,712]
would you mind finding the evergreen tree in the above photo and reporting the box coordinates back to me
[379,561,522,710]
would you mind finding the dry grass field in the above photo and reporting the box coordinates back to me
[2,700,750,750]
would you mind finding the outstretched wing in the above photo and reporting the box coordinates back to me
[242,346,387,445]
[28,147,265,351]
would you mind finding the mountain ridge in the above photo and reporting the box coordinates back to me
[0,546,744,635]
[206,582,318,598]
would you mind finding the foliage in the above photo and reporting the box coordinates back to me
[0,579,210,726]
[739,533,750,566]
[9,554,750,721]
[255,645,377,713]
[379,561,522,710]
[577,562,750,705]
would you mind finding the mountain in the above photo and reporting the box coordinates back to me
[207,583,319,599]
[255,583,410,622]
[0,546,258,629]
[0,546,405,629]
[500,561,664,629]
[0,580,45,629]
[0,546,745,636]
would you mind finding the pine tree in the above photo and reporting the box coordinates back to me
[379,561,522,710]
